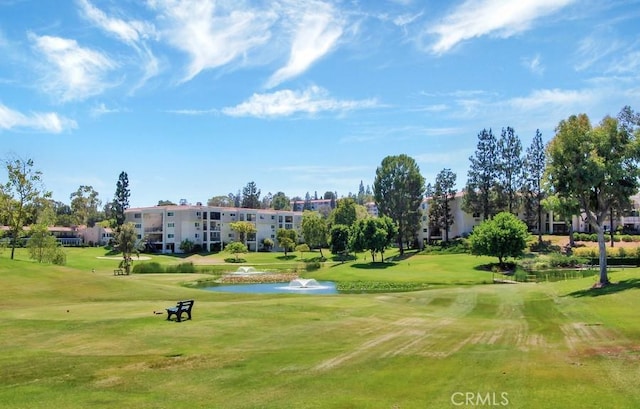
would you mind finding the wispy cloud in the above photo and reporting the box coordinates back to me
[266,1,344,88]
[222,86,378,118]
[90,102,125,117]
[574,29,624,71]
[425,0,575,54]
[508,88,595,111]
[149,0,275,82]
[0,103,77,133]
[29,33,117,102]
[77,0,159,89]
[522,54,545,75]
[77,0,156,45]
[166,108,218,116]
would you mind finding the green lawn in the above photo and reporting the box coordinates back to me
[1,247,639,408]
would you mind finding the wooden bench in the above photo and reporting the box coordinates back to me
[166,300,195,322]
[113,268,128,276]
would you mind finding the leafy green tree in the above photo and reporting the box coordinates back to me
[70,185,101,226]
[546,108,640,286]
[271,192,291,210]
[350,216,397,262]
[323,191,337,209]
[276,228,297,256]
[241,181,261,209]
[463,129,498,220]
[115,222,143,274]
[113,171,130,227]
[262,237,274,251]
[229,221,257,245]
[295,243,310,259]
[207,195,233,207]
[428,168,457,242]
[522,129,546,244]
[157,199,176,206]
[0,157,51,260]
[373,154,425,254]
[260,192,273,209]
[52,200,74,226]
[27,223,66,265]
[179,238,195,253]
[225,241,248,261]
[497,126,523,213]
[330,197,357,227]
[329,224,350,255]
[542,194,580,247]
[468,212,529,268]
[301,210,328,258]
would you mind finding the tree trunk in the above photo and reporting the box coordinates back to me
[596,227,609,285]
[568,222,575,247]
[537,201,543,244]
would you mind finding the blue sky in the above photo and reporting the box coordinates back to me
[1,0,639,208]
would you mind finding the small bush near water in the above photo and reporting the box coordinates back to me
[132,261,199,274]
[337,281,431,293]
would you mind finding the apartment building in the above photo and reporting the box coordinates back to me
[418,192,640,246]
[125,204,303,254]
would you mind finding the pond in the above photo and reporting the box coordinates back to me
[202,280,338,295]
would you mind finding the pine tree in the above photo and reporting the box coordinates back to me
[497,127,523,213]
[523,129,546,243]
[113,171,130,227]
[463,129,498,220]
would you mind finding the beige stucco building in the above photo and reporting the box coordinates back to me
[125,204,303,254]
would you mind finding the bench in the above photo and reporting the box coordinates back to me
[113,268,128,276]
[166,300,195,322]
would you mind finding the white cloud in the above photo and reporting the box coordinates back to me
[266,2,344,88]
[522,54,545,75]
[508,88,595,111]
[574,30,624,71]
[77,0,156,45]
[149,0,275,82]
[0,103,77,133]
[29,33,117,102]
[222,86,378,118]
[425,0,575,54]
[77,0,160,89]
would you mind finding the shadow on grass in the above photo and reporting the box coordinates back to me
[276,255,297,261]
[386,250,420,262]
[351,262,399,270]
[566,278,640,297]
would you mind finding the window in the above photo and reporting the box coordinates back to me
[195,233,199,239]
[212,212,221,220]
[137,234,142,239]
[134,213,141,218]
[167,222,175,228]
[196,211,201,217]
[167,212,174,217]
[135,223,142,228]
[195,222,200,227]
[472,212,480,218]
[168,234,174,238]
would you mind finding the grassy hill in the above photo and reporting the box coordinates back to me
[1,247,639,408]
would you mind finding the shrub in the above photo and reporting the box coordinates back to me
[513,270,529,282]
[617,247,628,258]
[132,262,164,274]
[305,261,321,271]
[173,262,196,274]
[622,235,634,242]
[548,253,586,268]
